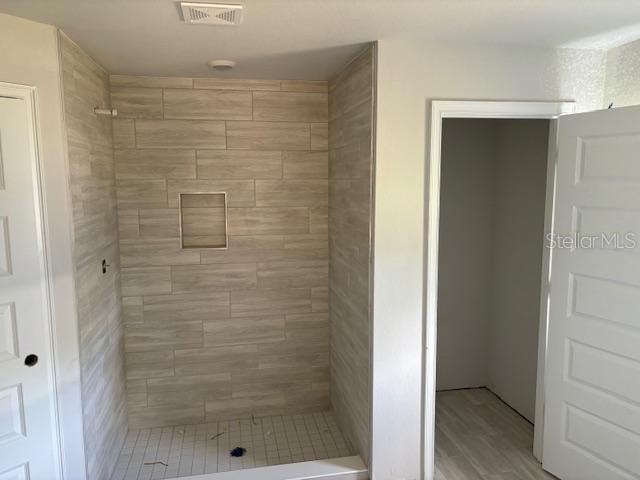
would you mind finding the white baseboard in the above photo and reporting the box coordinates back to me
[172,456,368,480]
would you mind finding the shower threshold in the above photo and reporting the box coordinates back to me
[169,456,366,480]
[111,410,365,480]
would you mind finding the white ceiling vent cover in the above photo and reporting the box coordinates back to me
[180,2,244,26]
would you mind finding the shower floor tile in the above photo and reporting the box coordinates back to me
[110,411,353,480]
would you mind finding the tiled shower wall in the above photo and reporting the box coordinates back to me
[110,75,330,429]
[328,46,375,463]
[59,33,127,480]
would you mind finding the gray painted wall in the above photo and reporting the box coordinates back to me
[488,119,550,422]
[436,119,549,423]
[436,119,495,391]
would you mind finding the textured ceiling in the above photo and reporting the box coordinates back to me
[1,0,640,80]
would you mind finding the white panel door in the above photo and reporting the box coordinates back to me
[0,96,60,478]
[543,105,640,479]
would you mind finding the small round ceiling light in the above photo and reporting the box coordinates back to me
[207,59,237,71]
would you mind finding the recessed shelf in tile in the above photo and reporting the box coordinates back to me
[179,192,228,249]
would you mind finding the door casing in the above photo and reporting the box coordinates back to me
[423,100,575,480]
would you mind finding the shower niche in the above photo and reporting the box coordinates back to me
[179,192,228,249]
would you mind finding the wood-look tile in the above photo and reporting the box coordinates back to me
[200,235,325,265]
[257,351,329,370]
[205,395,286,421]
[127,394,148,411]
[125,350,175,380]
[329,113,344,148]
[284,389,330,412]
[311,123,329,150]
[230,288,312,317]
[167,179,255,207]
[180,204,227,248]
[226,121,310,150]
[284,313,329,328]
[257,260,328,289]
[203,316,285,347]
[311,286,329,312]
[180,192,225,207]
[110,75,193,89]
[285,325,330,343]
[142,292,230,322]
[232,380,311,399]
[115,149,196,179]
[116,179,167,208]
[231,365,328,386]
[200,234,284,261]
[460,437,513,477]
[126,392,147,409]
[281,80,328,93]
[329,48,372,119]
[120,238,200,267]
[282,151,328,179]
[309,205,328,234]
[136,119,226,149]
[121,267,171,296]
[146,373,230,394]
[118,221,140,238]
[122,296,143,324]
[124,320,203,352]
[138,208,179,238]
[174,345,258,376]
[164,89,252,120]
[253,92,328,122]
[256,179,327,207]
[111,87,163,119]
[146,390,208,408]
[192,77,281,91]
[171,263,257,293]
[117,208,140,239]
[434,389,554,480]
[128,405,204,429]
[257,336,328,356]
[312,381,330,393]
[227,207,309,235]
[196,150,282,179]
[112,119,135,148]
[341,100,371,146]
[127,379,147,394]
[284,233,328,252]
[329,137,371,179]
[180,233,226,249]
[280,388,331,411]
[436,423,463,460]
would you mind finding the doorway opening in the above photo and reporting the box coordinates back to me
[424,101,574,480]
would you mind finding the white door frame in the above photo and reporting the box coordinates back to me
[0,81,86,479]
[423,100,575,480]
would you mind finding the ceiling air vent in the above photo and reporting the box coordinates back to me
[180,2,244,26]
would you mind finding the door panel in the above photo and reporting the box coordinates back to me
[0,96,59,478]
[543,106,640,480]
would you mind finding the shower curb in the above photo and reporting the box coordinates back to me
[172,456,368,480]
